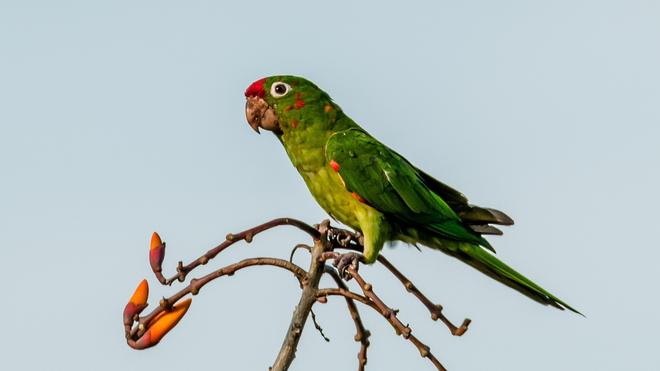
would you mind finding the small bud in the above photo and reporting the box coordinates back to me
[402,326,412,339]
[150,232,162,250]
[133,298,192,349]
[149,232,165,273]
[123,279,149,325]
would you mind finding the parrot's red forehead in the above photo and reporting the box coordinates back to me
[245,78,267,98]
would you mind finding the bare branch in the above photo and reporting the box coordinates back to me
[127,257,306,342]
[324,266,371,370]
[290,243,312,263]
[316,287,373,308]
[270,221,329,371]
[124,219,472,370]
[325,227,470,337]
[155,218,319,285]
[347,266,448,371]
[310,310,330,342]
[377,256,471,336]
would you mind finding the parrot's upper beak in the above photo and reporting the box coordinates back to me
[245,96,280,134]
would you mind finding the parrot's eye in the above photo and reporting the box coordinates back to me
[270,82,291,98]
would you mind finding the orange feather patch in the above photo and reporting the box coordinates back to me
[329,160,340,172]
[351,192,367,203]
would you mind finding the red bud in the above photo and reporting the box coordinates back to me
[149,232,165,273]
[132,298,192,349]
[123,279,149,325]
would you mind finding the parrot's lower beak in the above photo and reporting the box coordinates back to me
[245,96,280,134]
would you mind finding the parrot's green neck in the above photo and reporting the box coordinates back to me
[275,101,357,172]
[273,100,368,230]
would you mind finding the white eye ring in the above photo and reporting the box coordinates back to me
[270,82,291,98]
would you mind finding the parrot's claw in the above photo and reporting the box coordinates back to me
[333,252,364,280]
[327,228,364,248]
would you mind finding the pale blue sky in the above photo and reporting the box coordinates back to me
[1,1,659,370]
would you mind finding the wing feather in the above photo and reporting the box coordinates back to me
[325,129,490,247]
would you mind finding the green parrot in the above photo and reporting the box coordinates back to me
[244,75,578,313]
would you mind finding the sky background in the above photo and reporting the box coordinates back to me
[1,1,659,370]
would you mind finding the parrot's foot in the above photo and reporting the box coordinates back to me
[327,228,364,248]
[333,252,364,280]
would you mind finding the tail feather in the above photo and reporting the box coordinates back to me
[442,241,581,314]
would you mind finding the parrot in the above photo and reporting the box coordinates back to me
[244,75,578,313]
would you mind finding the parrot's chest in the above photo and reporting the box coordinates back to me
[282,133,369,230]
[302,166,368,230]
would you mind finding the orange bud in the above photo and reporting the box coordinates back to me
[123,279,149,325]
[133,298,192,349]
[150,232,162,251]
[149,232,165,273]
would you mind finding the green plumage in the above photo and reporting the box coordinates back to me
[248,75,579,313]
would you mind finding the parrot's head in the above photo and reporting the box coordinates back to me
[244,75,335,135]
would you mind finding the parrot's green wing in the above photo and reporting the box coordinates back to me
[325,128,492,249]
[325,129,580,314]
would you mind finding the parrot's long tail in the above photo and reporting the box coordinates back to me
[432,239,581,314]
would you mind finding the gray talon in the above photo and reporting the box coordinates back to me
[334,252,363,280]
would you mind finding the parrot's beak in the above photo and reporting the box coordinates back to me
[245,96,279,134]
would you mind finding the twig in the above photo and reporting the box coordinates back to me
[323,266,371,370]
[326,227,470,337]
[310,310,330,342]
[347,266,447,371]
[290,243,312,263]
[377,256,471,336]
[127,257,306,342]
[316,287,373,308]
[155,218,320,285]
[318,250,447,370]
